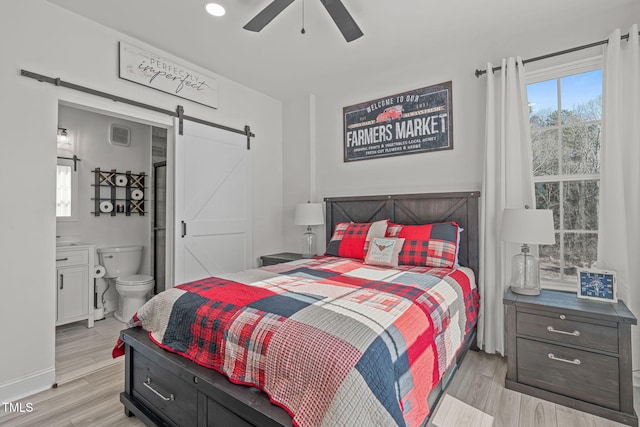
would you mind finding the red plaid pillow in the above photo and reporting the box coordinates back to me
[325,220,388,260]
[386,222,460,268]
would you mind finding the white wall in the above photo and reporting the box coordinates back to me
[57,105,153,311]
[282,94,316,253]
[283,5,639,258]
[0,0,283,401]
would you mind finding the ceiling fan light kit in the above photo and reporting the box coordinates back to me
[243,0,363,42]
[204,3,226,17]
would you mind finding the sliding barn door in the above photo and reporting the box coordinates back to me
[174,119,252,285]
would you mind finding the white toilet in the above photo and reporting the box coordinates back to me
[97,245,154,323]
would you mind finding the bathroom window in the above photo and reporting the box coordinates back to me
[56,158,78,221]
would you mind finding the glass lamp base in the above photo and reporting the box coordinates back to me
[509,250,541,296]
[510,285,541,296]
[301,227,317,258]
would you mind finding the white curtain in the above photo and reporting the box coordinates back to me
[597,25,640,371]
[479,57,536,355]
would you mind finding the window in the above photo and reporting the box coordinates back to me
[56,158,78,221]
[527,61,602,288]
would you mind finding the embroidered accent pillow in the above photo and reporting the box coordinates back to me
[364,237,405,267]
[386,222,460,268]
[325,220,388,260]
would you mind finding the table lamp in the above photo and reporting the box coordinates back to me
[294,202,324,258]
[501,207,555,295]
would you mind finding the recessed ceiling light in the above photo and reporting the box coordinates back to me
[205,3,225,17]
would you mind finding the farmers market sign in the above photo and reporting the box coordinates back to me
[343,82,453,161]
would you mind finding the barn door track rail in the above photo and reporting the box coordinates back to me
[20,69,255,149]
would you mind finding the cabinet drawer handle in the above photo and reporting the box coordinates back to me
[548,353,581,365]
[59,274,64,290]
[103,255,114,259]
[143,378,174,401]
[56,258,69,262]
[547,326,580,337]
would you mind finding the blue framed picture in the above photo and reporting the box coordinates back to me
[577,268,617,302]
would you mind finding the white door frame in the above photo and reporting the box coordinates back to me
[57,93,176,287]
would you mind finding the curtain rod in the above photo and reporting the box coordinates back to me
[474,30,639,78]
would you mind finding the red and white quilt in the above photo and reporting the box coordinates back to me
[114,256,479,427]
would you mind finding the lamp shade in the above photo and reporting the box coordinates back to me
[501,208,555,245]
[294,203,324,226]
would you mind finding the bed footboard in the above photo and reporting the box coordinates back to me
[120,328,292,427]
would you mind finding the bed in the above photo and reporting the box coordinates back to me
[116,191,480,427]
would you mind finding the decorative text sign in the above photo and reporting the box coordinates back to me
[119,42,218,109]
[343,82,453,161]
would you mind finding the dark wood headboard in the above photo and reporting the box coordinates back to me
[324,192,480,277]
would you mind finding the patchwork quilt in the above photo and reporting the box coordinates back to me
[114,256,479,427]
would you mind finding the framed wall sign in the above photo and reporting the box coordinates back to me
[343,81,453,162]
[119,42,219,109]
[577,268,617,302]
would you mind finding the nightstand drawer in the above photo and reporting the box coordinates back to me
[517,338,620,410]
[517,311,618,354]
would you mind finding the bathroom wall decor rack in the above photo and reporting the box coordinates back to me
[92,168,146,216]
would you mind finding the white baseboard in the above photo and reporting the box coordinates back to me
[0,368,55,403]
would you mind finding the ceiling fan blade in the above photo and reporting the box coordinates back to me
[320,0,363,42]
[243,0,295,32]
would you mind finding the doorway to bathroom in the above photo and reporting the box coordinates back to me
[53,94,252,384]
[55,102,170,384]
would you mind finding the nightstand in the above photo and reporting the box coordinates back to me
[504,289,637,426]
[260,252,304,266]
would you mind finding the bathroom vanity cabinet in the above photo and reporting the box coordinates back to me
[56,244,95,328]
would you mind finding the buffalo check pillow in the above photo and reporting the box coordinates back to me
[386,222,460,268]
[364,237,405,267]
[325,220,388,260]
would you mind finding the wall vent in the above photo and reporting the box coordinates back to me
[110,124,131,147]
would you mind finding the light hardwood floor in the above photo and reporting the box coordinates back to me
[1,318,637,426]
[428,350,639,427]
[55,315,127,385]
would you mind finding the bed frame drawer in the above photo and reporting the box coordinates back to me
[132,350,198,427]
[516,338,620,410]
[121,328,293,427]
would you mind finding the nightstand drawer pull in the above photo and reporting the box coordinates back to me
[548,353,581,365]
[144,378,175,401]
[547,326,580,336]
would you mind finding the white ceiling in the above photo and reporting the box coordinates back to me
[47,0,634,100]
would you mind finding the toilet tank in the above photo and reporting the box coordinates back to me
[98,245,144,278]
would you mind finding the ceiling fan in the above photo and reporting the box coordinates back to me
[243,0,363,42]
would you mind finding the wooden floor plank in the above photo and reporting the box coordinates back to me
[0,364,141,427]
[55,315,125,385]
[447,351,497,411]
[430,394,494,427]
[519,394,557,427]
[485,359,521,427]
